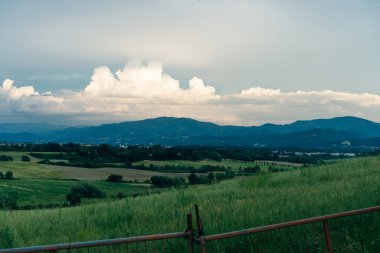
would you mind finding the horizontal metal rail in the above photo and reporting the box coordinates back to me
[204,205,380,241]
[0,231,189,253]
[1,205,379,253]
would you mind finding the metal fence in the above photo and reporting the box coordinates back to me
[0,206,379,253]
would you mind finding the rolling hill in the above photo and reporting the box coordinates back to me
[1,116,380,149]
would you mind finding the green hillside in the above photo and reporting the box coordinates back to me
[1,156,379,251]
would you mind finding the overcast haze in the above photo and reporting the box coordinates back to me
[1,0,379,126]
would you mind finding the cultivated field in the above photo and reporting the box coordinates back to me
[44,165,204,182]
[0,152,212,181]
[1,155,379,251]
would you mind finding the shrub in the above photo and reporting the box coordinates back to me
[106,174,123,183]
[0,155,13,161]
[150,176,174,188]
[0,224,15,248]
[4,171,13,180]
[70,184,105,198]
[0,191,19,210]
[173,177,186,188]
[66,184,105,206]
[207,172,215,184]
[188,173,199,185]
[215,172,227,181]
[243,166,261,173]
[21,155,31,162]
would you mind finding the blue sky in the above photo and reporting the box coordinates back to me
[0,0,379,125]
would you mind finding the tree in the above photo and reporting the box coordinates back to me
[150,176,174,188]
[69,184,105,198]
[188,173,199,185]
[0,172,3,179]
[4,171,13,180]
[0,155,13,161]
[225,170,235,179]
[21,155,31,162]
[107,174,123,183]
[207,172,215,184]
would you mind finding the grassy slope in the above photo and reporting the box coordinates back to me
[0,179,152,206]
[0,152,65,179]
[1,156,379,249]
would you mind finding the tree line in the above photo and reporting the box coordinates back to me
[0,142,355,165]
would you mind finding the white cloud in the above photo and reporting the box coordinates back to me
[1,62,380,126]
[84,61,219,102]
[234,87,380,108]
[1,79,37,100]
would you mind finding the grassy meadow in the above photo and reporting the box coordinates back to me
[0,179,153,206]
[1,155,379,251]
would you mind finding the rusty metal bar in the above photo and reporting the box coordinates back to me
[323,220,333,253]
[0,231,189,253]
[204,206,380,241]
[1,205,378,253]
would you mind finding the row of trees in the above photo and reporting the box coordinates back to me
[0,155,13,161]
[150,176,186,188]
[132,163,228,173]
[150,170,236,188]
[6,142,342,166]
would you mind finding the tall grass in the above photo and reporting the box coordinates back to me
[1,156,379,251]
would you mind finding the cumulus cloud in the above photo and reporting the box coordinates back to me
[1,61,380,125]
[1,79,37,100]
[234,87,380,108]
[84,61,219,102]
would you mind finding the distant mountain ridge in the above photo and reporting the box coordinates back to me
[1,116,380,149]
[0,123,67,134]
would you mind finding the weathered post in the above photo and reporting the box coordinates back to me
[195,205,207,253]
[323,220,333,253]
[186,213,194,253]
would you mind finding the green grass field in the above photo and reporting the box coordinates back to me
[0,179,152,206]
[1,155,379,251]
[0,152,66,179]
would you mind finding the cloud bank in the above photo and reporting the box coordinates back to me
[1,61,380,125]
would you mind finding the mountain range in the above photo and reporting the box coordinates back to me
[1,116,380,149]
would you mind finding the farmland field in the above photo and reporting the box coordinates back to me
[44,165,207,182]
[1,155,379,251]
[0,152,212,181]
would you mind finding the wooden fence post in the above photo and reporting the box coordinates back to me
[195,205,207,253]
[186,213,194,253]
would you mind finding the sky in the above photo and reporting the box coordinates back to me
[0,0,379,126]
